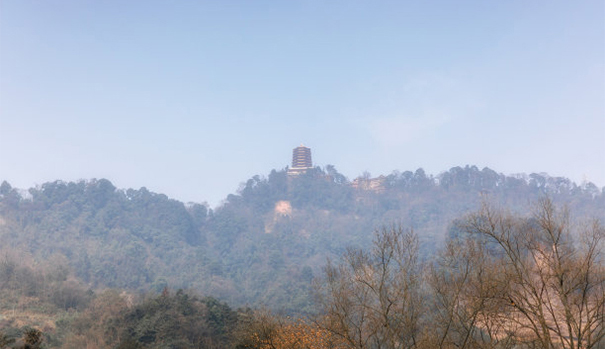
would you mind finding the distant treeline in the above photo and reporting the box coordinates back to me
[0,165,603,313]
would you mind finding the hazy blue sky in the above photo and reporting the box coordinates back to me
[1,1,604,207]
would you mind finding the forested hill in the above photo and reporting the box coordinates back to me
[1,166,603,312]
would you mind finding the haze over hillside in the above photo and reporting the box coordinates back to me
[2,167,603,347]
[1,1,604,347]
[1,164,603,312]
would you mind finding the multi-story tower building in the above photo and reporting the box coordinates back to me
[287,144,312,175]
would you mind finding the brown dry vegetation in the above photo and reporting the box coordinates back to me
[1,198,603,349]
[302,198,605,349]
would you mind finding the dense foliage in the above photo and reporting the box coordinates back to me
[0,195,603,348]
[62,289,239,349]
[0,166,603,312]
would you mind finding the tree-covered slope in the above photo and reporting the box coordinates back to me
[0,166,603,312]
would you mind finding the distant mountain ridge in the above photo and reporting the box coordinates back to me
[0,165,603,312]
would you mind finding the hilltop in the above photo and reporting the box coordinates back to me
[0,165,603,312]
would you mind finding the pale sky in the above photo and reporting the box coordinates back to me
[1,1,604,207]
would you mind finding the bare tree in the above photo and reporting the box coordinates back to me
[315,226,422,349]
[313,200,603,349]
[460,198,605,348]
[427,236,519,349]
